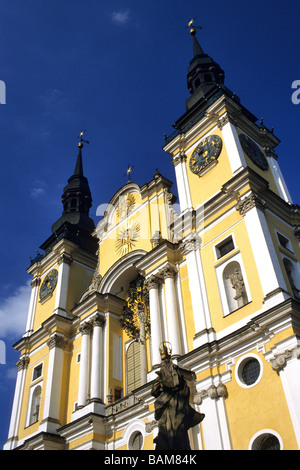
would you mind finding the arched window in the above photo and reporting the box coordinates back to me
[126,340,141,394]
[29,385,42,425]
[223,261,248,313]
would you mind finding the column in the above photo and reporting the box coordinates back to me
[77,322,91,407]
[180,233,213,347]
[218,115,246,174]
[139,309,147,385]
[236,192,288,307]
[41,333,67,433]
[24,277,40,336]
[54,253,72,316]
[195,382,231,450]
[265,147,293,203]
[145,275,162,368]
[271,345,300,448]
[172,152,193,213]
[4,356,29,450]
[90,314,105,402]
[161,265,181,357]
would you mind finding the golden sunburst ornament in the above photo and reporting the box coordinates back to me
[115,222,140,255]
[116,193,136,220]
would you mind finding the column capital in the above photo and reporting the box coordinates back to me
[235,192,267,216]
[144,275,161,290]
[16,355,30,371]
[172,151,187,167]
[180,233,201,255]
[217,112,238,130]
[31,277,41,288]
[159,264,178,280]
[92,313,106,328]
[79,322,92,335]
[47,333,68,350]
[58,252,73,266]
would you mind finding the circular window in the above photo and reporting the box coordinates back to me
[241,358,260,385]
[128,431,143,450]
[235,355,263,388]
[250,432,282,450]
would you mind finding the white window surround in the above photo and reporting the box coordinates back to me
[276,231,294,253]
[214,233,236,262]
[32,362,43,382]
[25,381,43,428]
[122,419,145,450]
[215,251,251,317]
[235,353,263,389]
[248,429,283,450]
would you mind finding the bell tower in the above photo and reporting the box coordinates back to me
[186,22,225,110]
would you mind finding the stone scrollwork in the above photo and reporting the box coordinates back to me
[145,420,158,433]
[47,333,68,350]
[235,193,267,216]
[194,382,228,405]
[172,151,187,167]
[16,356,30,371]
[159,265,177,280]
[180,233,201,255]
[144,275,160,290]
[80,271,103,302]
[271,345,300,372]
[92,313,106,328]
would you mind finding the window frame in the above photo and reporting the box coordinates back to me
[235,354,263,389]
[215,251,251,317]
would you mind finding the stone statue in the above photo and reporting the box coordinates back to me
[151,342,205,450]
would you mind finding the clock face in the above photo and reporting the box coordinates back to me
[239,134,268,170]
[189,134,222,175]
[39,269,58,301]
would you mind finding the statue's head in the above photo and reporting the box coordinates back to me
[159,341,172,359]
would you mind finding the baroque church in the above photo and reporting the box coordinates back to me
[4,24,300,450]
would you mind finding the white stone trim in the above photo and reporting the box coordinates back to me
[215,251,251,317]
[248,429,284,450]
[221,120,246,174]
[234,353,263,389]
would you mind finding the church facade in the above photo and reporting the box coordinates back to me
[4,26,300,450]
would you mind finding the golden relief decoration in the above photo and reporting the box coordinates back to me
[115,221,140,255]
[120,276,150,339]
[116,193,136,220]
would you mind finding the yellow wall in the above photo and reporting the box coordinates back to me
[226,350,298,450]
[186,128,233,209]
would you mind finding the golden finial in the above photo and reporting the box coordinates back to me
[78,129,89,147]
[124,164,134,182]
[186,17,202,36]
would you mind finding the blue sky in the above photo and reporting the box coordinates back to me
[0,0,299,448]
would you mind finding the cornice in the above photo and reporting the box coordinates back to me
[163,92,279,157]
[13,313,74,353]
[135,239,179,276]
[71,291,126,319]
[27,237,97,277]
[180,298,300,373]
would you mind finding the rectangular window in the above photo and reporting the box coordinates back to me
[32,364,43,381]
[216,236,234,259]
[277,232,293,252]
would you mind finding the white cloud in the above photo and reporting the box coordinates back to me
[111,10,130,25]
[30,178,47,198]
[0,283,31,339]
